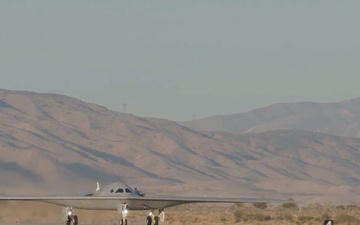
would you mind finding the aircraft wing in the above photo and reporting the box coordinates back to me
[0,182,290,224]
[0,195,286,210]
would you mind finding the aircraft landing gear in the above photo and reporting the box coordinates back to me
[118,203,128,225]
[154,215,160,225]
[146,209,164,225]
[120,218,127,225]
[64,207,78,225]
[146,211,153,225]
[159,209,165,222]
[66,214,78,225]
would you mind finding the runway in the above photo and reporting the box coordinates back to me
[0,221,231,225]
[0,223,157,225]
[0,223,145,225]
[0,223,229,225]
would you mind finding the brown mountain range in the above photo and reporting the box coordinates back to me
[179,99,360,137]
[1,89,360,205]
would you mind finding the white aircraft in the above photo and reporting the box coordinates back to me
[0,181,287,225]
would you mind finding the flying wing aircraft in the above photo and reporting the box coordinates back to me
[0,181,288,225]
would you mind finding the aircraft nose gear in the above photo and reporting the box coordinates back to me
[117,203,128,225]
[63,207,78,225]
[159,209,165,222]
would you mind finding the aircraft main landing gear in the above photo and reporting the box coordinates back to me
[66,214,78,225]
[146,209,165,225]
[154,215,160,225]
[64,207,78,225]
[120,218,127,225]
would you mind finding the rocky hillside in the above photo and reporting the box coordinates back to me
[179,99,360,137]
[1,89,360,204]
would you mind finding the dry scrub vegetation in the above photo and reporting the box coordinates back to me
[1,200,360,224]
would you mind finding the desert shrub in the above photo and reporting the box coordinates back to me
[322,213,332,221]
[234,210,245,222]
[235,202,244,208]
[345,205,359,210]
[220,216,228,222]
[235,211,257,222]
[335,213,360,224]
[234,210,271,222]
[264,215,271,221]
[336,205,346,210]
[276,212,294,221]
[298,215,314,222]
[251,213,271,221]
[252,202,267,209]
[282,201,298,209]
[307,203,324,210]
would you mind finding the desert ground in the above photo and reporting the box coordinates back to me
[1,201,360,225]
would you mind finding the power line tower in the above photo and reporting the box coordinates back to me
[123,103,128,114]
[192,114,196,121]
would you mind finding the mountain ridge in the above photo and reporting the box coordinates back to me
[1,89,360,204]
[179,98,360,137]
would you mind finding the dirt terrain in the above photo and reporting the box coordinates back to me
[1,201,359,225]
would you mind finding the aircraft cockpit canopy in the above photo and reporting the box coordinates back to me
[94,182,144,197]
[110,187,133,194]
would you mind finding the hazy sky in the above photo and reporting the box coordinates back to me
[1,1,359,121]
